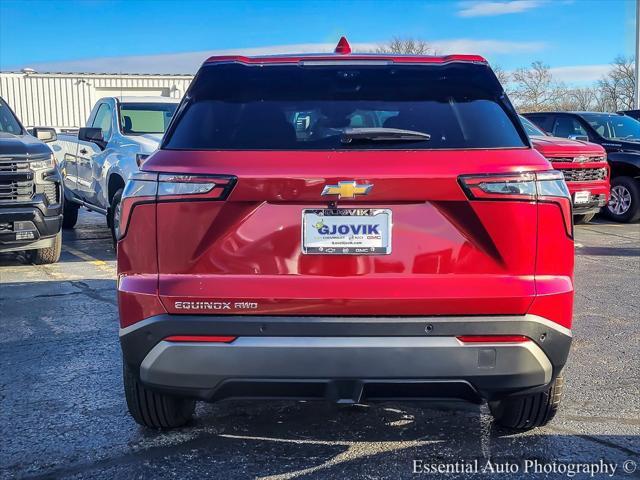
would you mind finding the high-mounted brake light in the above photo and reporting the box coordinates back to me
[459,170,573,237]
[116,173,237,241]
[335,36,352,55]
[457,335,530,344]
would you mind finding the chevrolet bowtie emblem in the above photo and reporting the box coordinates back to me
[321,181,373,199]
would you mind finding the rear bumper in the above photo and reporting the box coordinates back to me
[120,314,571,403]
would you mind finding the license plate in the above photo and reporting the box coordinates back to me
[302,208,392,255]
[573,191,591,205]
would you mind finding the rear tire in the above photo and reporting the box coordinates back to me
[573,212,595,224]
[606,176,640,223]
[109,188,123,248]
[30,231,62,265]
[489,374,563,430]
[62,200,79,229]
[123,362,195,429]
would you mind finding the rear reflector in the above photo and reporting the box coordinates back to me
[164,335,237,343]
[456,335,530,344]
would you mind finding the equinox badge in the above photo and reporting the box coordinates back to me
[321,181,373,199]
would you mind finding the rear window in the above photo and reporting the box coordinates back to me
[120,103,177,135]
[164,63,526,150]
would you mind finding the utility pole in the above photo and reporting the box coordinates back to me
[636,0,640,108]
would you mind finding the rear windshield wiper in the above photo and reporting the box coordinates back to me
[341,127,431,144]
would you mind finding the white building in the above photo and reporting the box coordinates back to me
[0,71,193,129]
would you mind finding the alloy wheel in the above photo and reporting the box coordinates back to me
[608,185,632,216]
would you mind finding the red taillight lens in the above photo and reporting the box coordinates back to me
[117,172,237,241]
[459,170,573,237]
[457,335,530,344]
[164,335,237,343]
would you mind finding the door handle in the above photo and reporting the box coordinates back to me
[79,148,88,155]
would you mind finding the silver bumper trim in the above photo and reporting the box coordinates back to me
[140,336,552,393]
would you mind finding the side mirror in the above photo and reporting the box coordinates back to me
[32,127,57,143]
[78,127,105,147]
[568,134,589,142]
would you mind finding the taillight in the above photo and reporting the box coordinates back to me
[459,172,536,200]
[157,174,236,201]
[117,172,237,241]
[459,170,573,237]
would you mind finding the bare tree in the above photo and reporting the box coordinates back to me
[491,65,514,95]
[491,65,510,84]
[597,56,635,111]
[561,87,599,111]
[510,61,567,112]
[592,89,612,112]
[376,37,437,55]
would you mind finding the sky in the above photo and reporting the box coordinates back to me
[0,0,636,84]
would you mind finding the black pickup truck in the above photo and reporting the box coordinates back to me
[0,97,63,263]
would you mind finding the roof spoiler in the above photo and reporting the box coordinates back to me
[202,36,487,66]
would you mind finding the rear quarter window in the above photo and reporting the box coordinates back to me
[164,63,526,151]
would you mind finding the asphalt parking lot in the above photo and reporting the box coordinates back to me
[0,210,638,479]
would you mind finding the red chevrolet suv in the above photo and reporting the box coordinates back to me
[520,115,609,224]
[117,39,574,430]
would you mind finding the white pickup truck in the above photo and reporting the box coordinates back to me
[51,96,179,241]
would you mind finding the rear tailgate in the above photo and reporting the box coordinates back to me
[149,148,544,316]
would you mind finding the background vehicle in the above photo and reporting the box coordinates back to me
[523,111,640,222]
[118,42,574,431]
[52,97,179,241]
[519,115,609,223]
[0,97,62,264]
[619,110,640,121]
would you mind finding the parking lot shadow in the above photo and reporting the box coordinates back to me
[23,399,637,479]
[0,241,115,267]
